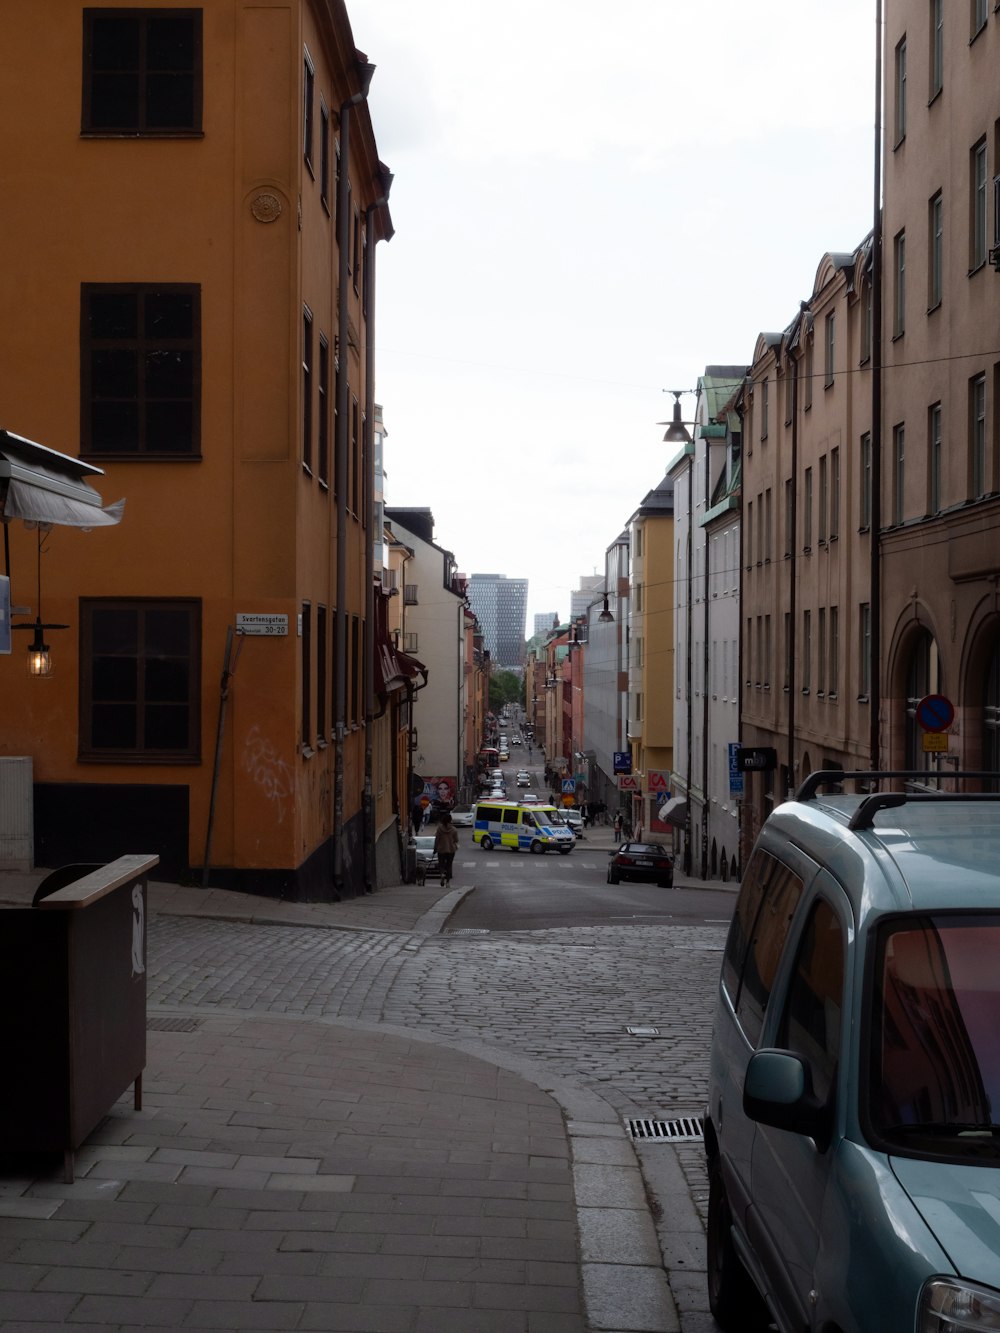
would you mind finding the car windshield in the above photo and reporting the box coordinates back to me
[868,913,1000,1158]
[621,843,667,855]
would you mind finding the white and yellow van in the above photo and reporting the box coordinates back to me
[473,800,575,854]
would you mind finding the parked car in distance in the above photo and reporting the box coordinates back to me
[519,793,538,803]
[563,809,584,836]
[516,774,530,787]
[607,841,673,887]
[705,770,1000,1333]
[450,805,475,827]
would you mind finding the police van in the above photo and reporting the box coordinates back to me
[473,800,575,854]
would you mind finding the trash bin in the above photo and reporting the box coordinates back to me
[0,853,159,1180]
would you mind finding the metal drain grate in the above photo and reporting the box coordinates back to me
[148,1015,202,1032]
[447,928,490,935]
[626,1115,705,1143]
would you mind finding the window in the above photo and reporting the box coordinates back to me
[318,334,329,486]
[930,0,943,98]
[859,603,872,698]
[351,616,362,725]
[929,192,943,309]
[861,285,873,363]
[760,377,769,439]
[80,598,200,760]
[830,447,840,539]
[302,307,313,473]
[893,230,906,336]
[784,612,791,691]
[829,606,839,696]
[819,455,828,544]
[972,138,988,270]
[894,423,906,524]
[825,312,836,387]
[972,0,988,38]
[894,35,907,143]
[301,602,312,749]
[82,8,202,135]
[803,609,812,692]
[783,369,794,426]
[319,100,330,212]
[316,605,327,741]
[776,899,845,1106]
[929,401,943,512]
[404,584,418,605]
[723,851,804,1048]
[971,373,987,497]
[81,283,200,457]
[765,488,773,562]
[804,339,814,409]
[351,398,360,515]
[352,207,361,294]
[860,431,872,528]
[784,477,793,557]
[764,615,772,689]
[303,48,315,172]
[746,501,754,568]
[818,607,827,694]
[804,467,813,549]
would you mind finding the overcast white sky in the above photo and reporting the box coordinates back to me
[348,0,877,630]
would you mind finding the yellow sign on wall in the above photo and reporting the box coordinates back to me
[922,732,948,753]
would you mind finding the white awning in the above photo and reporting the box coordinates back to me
[659,796,689,827]
[0,430,124,529]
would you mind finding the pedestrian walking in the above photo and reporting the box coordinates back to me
[613,813,622,843]
[433,811,460,887]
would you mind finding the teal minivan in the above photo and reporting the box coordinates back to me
[705,771,1000,1333]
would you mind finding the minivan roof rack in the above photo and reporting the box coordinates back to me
[847,790,1000,830]
[795,770,1000,803]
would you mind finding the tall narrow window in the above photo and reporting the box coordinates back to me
[930,0,943,99]
[894,36,907,143]
[972,139,988,270]
[302,306,313,473]
[351,397,360,515]
[804,339,814,409]
[803,467,813,549]
[803,609,812,692]
[82,9,203,135]
[764,488,772,562]
[764,615,772,688]
[829,607,839,697]
[893,230,906,336]
[819,455,828,544]
[302,48,315,173]
[929,192,943,309]
[971,373,987,497]
[318,334,329,486]
[319,99,330,211]
[860,432,872,528]
[825,312,836,387]
[784,477,793,556]
[929,402,943,513]
[861,285,873,362]
[818,608,827,695]
[830,447,841,539]
[760,377,769,439]
[784,612,791,691]
[972,0,988,39]
[894,423,906,524]
[859,603,872,699]
[301,602,312,749]
[316,605,327,741]
[351,616,361,724]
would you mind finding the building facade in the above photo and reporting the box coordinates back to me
[0,0,393,898]
[467,574,528,673]
[581,539,630,819]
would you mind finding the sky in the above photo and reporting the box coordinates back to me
[348,0,878,631]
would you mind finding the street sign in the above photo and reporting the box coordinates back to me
[561,778,576,794]
[728,743,744,798]
[736,746,778,772]
[922,732,949,753]
[237,614,288,636]
[647,769,670,793]
[618,774,640,791]
[915,694,954,732]
[613,752,632,774]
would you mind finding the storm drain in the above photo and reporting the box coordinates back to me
[626,1025,660,1038]
[148,1015,203,1033]
[446,928,490,935]
[626,1115,705,1143]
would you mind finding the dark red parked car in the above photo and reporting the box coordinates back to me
[607,841,674,888]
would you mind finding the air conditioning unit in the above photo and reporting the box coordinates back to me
[0,756,33,870]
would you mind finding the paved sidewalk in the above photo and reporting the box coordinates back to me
[0,849,695,1332]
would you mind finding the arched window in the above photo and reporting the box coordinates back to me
[904,630,941,773]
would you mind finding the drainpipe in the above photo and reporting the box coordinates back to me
[333,66,375,899]
[700,421,710,879]
[363,177,393,894]
[788,355,798,795]
[684,456,694,875]
[870,0,884,767]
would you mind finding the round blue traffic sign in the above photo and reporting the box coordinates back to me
[915,694,954,732]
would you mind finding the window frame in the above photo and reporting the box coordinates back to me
[928,191,943,310]
[894,34,907,145]
[79,597,201,762]
[80,281,201,460]
[81,7,204,137]
[971,138,988,272]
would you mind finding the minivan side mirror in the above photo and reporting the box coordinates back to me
[743,1048,831,1149]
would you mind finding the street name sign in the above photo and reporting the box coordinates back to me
[237,614,288,636]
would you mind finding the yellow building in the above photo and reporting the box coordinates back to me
[0,1,392,898]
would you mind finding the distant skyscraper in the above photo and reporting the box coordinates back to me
[533,612,558,637]
[570,575,605,621]
[468,574,528,671]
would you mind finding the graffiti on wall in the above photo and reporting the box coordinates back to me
[243,725,293,822]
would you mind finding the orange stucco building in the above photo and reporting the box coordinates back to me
[0,1,392,898]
